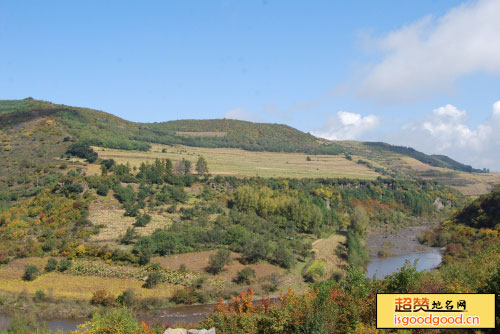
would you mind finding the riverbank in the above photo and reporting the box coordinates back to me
[365,223,443,278]
[366,223,439,257]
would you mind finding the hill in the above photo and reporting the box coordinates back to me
[1,98,498,200]
[452,187,500,229]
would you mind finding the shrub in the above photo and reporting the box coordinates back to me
[208,249,231,274]
[96,183,109,196]
[387,259,423,293]
[45,258,58,272]
[66,143,98,162]
[116,288,137,307]
[90,289,115,306]
[303,260,326,283]
[234,267,256,285]
[134,213,152,227]
[78,308,146,334]
[57,258,72,272]
[261,273,280,293]
[143,271,162,289]
[120,227,139,245]
[170,287,208,305]
[33,289,47,302]
[41,238,57,252]
[22,265,40,281]
[7,314,52,334]
[271,246,295,269]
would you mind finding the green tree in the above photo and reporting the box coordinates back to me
[350,206,369,238]
[208,249,231,274]
[196,156,209,174]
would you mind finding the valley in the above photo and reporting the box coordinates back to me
[0,98,499,333]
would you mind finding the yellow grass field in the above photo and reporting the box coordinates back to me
[0,258,174,300]
[88,194,173,243]
[92,144,380,179]
[311,233,346,276]
[152,250,285,283]
[399,156,500,196]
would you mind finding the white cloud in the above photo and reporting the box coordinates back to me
[493,101,500,119]
[359,0,500,102]
[393,101,500,170]
[312,111,379,140]
[222,108,262,122]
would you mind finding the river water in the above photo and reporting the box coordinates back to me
[0,303,216,332]
[365,224,443,279]
[366,248,442,279]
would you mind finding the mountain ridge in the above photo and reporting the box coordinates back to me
[0,98,488,173]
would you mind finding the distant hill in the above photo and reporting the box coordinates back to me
[364,142,486,173]
[136,119,344,154]
[0,98,490,188]
[452,188,500,229]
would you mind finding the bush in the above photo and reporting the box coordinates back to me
[57,258,72,272]
[234,267,256,285]
[303,260,326,283]
[33,289,47,302]
[66,143,98,162]
[45,258,58,272]
[387,259,423,293]
[91,289,115,306]
[116,288,137,307]
[261,273,280,293]
[120,227,139,245]
[271,246,295,269]
[134,213,152,227]
[22,265,40,281]
[96,183,109,196]
[208,249,231,274]
[143,271,162,289]
[7,314,52,334]
[41,238,57,252]
[78,308,146,334]
[170,287,208,305]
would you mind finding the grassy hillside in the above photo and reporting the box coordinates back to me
[0,98,497,201]
[1,98,487,170]
[420,187,500,266]
[364,142,487,173]
[450,187,500,229]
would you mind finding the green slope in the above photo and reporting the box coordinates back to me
[0,98,486,173]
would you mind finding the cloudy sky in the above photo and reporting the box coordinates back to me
[1,0,500,170]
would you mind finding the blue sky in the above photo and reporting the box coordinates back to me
[1,0,500,170]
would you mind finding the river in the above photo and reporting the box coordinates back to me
[365,224,443,279]
[0,303,216,332]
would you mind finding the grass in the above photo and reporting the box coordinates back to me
[88,194,172,243]
[0,258,174,300]
[152,250,284,283]
[311,233,346,277]
[93,144,380,179]
[400,156,500,196]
